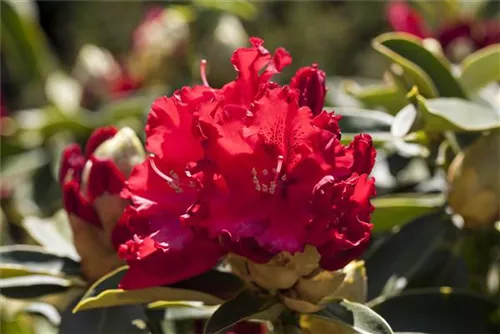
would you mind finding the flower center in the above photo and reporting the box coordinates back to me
[251,155,287,195]
[148,154,196,193]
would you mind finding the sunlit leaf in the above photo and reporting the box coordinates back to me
[460,44,500,94]
[312,299,394,334]
[73,267,244,312]
[392,87,500,137]
[22,213,79,261]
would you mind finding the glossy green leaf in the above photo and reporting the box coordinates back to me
[364,211,460,301]
[371,193,446,232]
[74,267,244,312]
[0,275,74,299]
[460,44,500,94]
[392,88,500,137]
[373,33,466,98]
[370,288,498,333]
[343,81,408,115]
[0,245,82,278]
[204,290,276,334]
[312,299,394,334]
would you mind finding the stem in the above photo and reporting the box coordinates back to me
[444,131,462,156]
[145,307,163,334]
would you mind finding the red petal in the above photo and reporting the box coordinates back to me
[62,181,101,226]
[145,96,204,173]
[222,38,291,105]
[308,174,375,271]
[59,144,85,184]
[116,205,224,289]
[85,157,126,201]
[84,126,118,158]
[346,134,376,175]
[290,64,327,116]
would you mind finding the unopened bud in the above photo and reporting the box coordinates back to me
[448,133,500,228]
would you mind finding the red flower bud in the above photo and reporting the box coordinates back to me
[59,126,145,282]
[290,64,327,116]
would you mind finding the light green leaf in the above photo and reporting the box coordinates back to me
[373,33,466,98]
[460,44,500,94]
[21,212,79,261]
[74,267,244,312]
[312,299,394,334]
[392,87,500,136]
[204,290,276,334]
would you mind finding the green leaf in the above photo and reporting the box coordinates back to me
[204,290,276,334]
[343,81,408,116]
[460,44,500,94]
[194,0,258,20]
[73,267,244,312]
[364,211,459,301]
[0,245,82,278]
[312,299,394,334]
[21,212,79,261]
[373,33,467,98]
[370,288,498,333]
[371,193,446,232]
[392,88,500,137]
[0,275,75,299]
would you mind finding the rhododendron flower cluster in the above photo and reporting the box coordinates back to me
[113,37,376,290]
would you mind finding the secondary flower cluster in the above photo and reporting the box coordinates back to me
[108,37,376,290]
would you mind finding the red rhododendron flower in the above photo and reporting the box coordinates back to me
[59,126,125,226]
[386,0,500,61]
[115,37,376,289]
